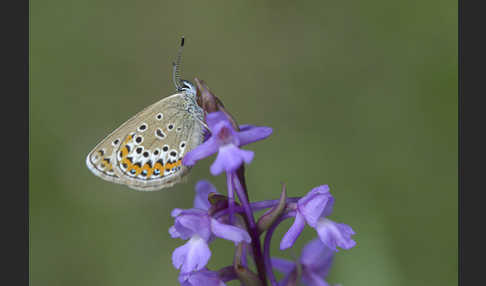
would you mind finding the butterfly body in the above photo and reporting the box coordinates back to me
[86,86,205,191]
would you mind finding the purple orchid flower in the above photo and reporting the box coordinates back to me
[170,181,251,273]
[170,209,251,272]
[182,111,273,175]
[178,268,226,286]
[280,185,356,252]
[272,239,334,286]
[164,86,358,285]
[192,179,219,210]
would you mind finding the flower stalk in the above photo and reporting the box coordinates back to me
[231,171,268,284]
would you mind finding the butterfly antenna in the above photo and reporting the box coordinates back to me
[172,36,185,91]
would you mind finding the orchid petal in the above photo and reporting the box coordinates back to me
[172,209,211,240]
[299,194,332,228]
[238,126,273,146]
[172,236,211,273]
[206,111,230,130]
[210,218,251,244]
[171,208,183,217]
[298,185,330,206]
[316,218,356,252]
[280,212,306,250]
[209,145,254,175]
[194,180,218,210]
[300,238,334,277]
[238,124,254,131]
[169,226,180,239]
[182,137,219,166]
[271,257,296,274]
[179,268,226,286]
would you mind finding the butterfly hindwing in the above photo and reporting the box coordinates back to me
[86,92,205,191]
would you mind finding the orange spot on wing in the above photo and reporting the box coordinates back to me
[153,162,163,177]
[121,146,129,157]
[127,165,141,176]
[164,159,182,171]
[123,135,133,144]
[122,157,131,166]
[142,163,154,178]
[132,164,142,175]
[101,158,113,171]
[121,157,133,175]
[154,162,163,169]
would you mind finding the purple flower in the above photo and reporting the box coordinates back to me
[313,218,356,252]
[193,180,219,211]
[179,268,226,286]
[280,185,356,251]
[170,208,251,273]
[272,239,334,286]
[182,111,272,175]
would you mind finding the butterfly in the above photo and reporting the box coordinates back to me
[85,38,207,191]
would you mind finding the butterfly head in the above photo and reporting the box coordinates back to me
[179,79,197,96]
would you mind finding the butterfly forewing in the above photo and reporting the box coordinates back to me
[86,92,205,191]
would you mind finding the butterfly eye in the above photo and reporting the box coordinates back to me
[181,80,191,88]
[180,80,196,94]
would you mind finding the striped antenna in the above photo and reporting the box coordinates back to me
[172,36,185,91]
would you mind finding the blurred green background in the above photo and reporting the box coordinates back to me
[30,0,457,285]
